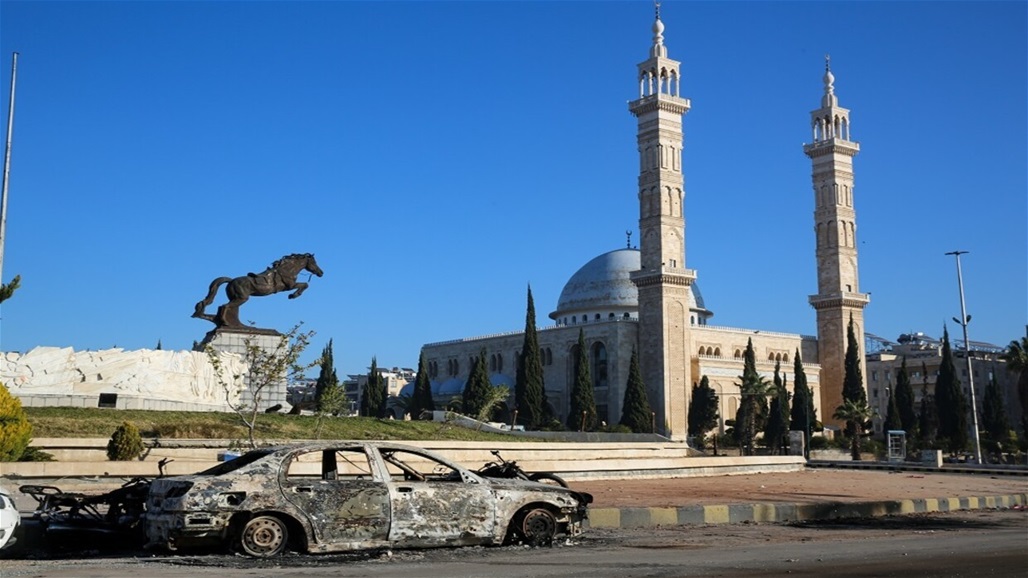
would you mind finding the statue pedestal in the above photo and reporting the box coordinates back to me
[199,328,289,412]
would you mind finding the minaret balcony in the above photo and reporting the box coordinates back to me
[630,266,696,288]
[629,93,691,116]
[808,291,870,310]
[803,139,860,157]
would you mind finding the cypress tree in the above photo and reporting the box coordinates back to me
[935,327,969,453]
[981,373,1010,455]
[361,356,386,418]
[894,356,918,439]
[514,285,547,429]
[411,350,435,420]
[688,375,719,441]
[314,339,338,411]
[735,338,769,456]
[918,362,939,448]
[620,349,653,433]
[843,315,867,405]
[841,315,866,439]
[567,329,598,431]
[764,362,790,455]
[884,388,901,432]
[462,349,493,419]
[789,350,815,430]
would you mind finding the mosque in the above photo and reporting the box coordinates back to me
[420,10,868,441]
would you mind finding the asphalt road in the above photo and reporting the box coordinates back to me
[2,510,1025,578]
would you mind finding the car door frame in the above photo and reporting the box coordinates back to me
[279,445,392,551]
[373,446,498,548]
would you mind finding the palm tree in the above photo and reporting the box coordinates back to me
[834,399,874,460]
[1000,336,1028,437]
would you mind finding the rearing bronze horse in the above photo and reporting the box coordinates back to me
[192,253,324,329]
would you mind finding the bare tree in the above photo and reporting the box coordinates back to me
[207,323,317,449]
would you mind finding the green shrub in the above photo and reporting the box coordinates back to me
[809,435,830,450]
[18,446,55,462]
[106,421,144,461]
[0,382,32,461]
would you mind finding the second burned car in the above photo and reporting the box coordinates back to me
[145,441,592,557]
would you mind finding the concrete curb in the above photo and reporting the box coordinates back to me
[585,493,1028,528]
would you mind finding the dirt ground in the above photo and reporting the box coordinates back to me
[573,468,1028,508]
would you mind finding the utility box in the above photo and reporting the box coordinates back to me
[921,449,943,468]
[788,431,806,457]
[887,430,907,462]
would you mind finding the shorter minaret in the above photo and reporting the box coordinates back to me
[804,57,870,424]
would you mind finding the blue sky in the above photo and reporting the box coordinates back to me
[0,1,1025,377]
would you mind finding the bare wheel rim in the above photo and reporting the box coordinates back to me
[521,509,556,545]
[241,515,287,556]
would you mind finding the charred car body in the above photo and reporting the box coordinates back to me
[145,442,592,557]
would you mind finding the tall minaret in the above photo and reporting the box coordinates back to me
[803,57,870,424]
[629,6,695,440]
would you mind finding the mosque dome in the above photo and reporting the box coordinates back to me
[549,248,712,326]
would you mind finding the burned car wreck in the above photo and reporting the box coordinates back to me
[145,442,592,557]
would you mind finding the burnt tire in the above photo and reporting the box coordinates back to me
[238,515,288,557]
[515,507,557,547]
[527,472,569,488]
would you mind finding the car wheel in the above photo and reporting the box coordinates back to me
[527,473,569,488]
[238,515,288,557]
[516,507,557,547]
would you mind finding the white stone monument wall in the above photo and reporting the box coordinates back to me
[1,347,246,412]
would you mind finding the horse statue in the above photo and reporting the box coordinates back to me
[192,253,323,330]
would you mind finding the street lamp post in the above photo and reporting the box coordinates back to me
[945,250,982,464]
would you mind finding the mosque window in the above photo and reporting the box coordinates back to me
[623,312,630,319]
[609,313,615,320]
[497,354,503,372]
[783,354,789,362]
[595,314,601,321]
[734,350,742,359]
[592,342,608,389]
[714,348,721,357]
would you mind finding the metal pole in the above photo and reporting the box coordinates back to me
[945,250,982,464]
[0,52,18,284]
[805,395,810,460]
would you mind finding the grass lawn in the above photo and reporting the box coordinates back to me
[24,407,515,443]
